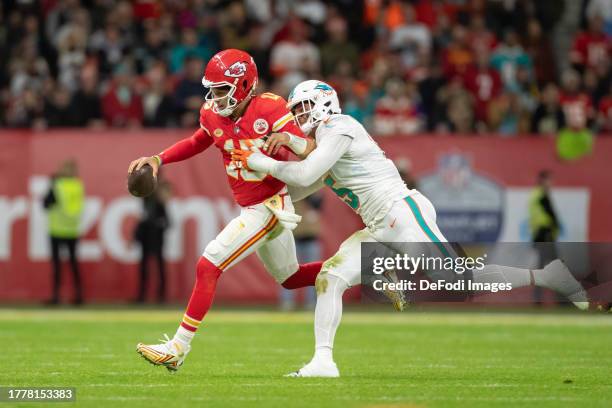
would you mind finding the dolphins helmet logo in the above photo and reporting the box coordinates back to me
[314,82,334,96]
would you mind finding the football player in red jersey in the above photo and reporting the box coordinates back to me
[128,49,319,371]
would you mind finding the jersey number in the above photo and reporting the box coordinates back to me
[224,139,267,182]
[324,175,360,210]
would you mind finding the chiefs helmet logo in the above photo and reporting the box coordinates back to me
[224,61,248,78]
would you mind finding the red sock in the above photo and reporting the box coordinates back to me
[282,261,323,289]
[180,257,222,332]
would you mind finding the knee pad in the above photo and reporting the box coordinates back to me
[203,240,224,265]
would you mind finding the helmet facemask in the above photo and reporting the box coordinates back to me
[291,99,325,134]
[203,81,238,117]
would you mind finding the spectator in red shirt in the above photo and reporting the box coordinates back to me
[570,15,611,71]
[559,69,594,131]
[373,78,423,136]
[414,0,459,29]
[270,18,320,79]
[441,25,474,79]
[101,64,143,128]
[463,51,502,125]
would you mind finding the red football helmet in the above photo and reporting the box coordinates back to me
[202,49,258,117]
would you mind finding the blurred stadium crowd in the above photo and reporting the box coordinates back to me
[0,0,610,135]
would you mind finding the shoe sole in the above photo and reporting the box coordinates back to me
[136,344,181,373]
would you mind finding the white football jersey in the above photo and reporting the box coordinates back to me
[315,114,415,227]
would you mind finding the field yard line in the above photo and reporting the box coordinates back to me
[0,309,610,327]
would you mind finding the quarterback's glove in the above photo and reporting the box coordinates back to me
[230,149,252,170]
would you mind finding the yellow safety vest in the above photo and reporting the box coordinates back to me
[48,177,84,238]
[528,187,555,235]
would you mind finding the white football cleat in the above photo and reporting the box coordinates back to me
[136,334,190,372]
[285,359,340,378]
[542,259,589,310]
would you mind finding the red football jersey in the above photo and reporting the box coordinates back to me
[463,67,502,121]
[560,93,593,130]
[159,92,303,206]
[571,32,611,68]
[199,92,302,206]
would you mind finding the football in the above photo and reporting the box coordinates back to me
[128,164,157,197]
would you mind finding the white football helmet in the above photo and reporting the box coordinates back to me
[287,80,341,134]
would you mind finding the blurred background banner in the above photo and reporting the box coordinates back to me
[1,131,611,303]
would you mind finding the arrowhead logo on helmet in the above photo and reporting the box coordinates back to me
[203,49,258,117]
[224,62,248,78]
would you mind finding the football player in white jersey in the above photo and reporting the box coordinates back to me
[232,80,589,378]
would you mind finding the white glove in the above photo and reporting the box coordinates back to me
[246,152,277,173]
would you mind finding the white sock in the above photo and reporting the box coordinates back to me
[534,260,588,304]
[472,264,532,288]
[313,273,349,363]
[314,346,333,361]
[174,326,195,347]
[472,260,587,306]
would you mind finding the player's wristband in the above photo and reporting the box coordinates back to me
[153,155,162,166]
[284,132,308,155]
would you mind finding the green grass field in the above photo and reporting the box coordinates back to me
[1,308,611,407]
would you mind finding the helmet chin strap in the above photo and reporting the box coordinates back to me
[216,105,235,117]
[227,88,256,119]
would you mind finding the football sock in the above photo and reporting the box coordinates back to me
[471,260,587,304]
[173,257,222,347]
[175,325,195,346]
[313,274,349,362]
[281,261,323,289]
[533,260,588,305]
[471,264,532,288]
[314,346,333,362]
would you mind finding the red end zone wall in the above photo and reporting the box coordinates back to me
[1,131,611,303]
